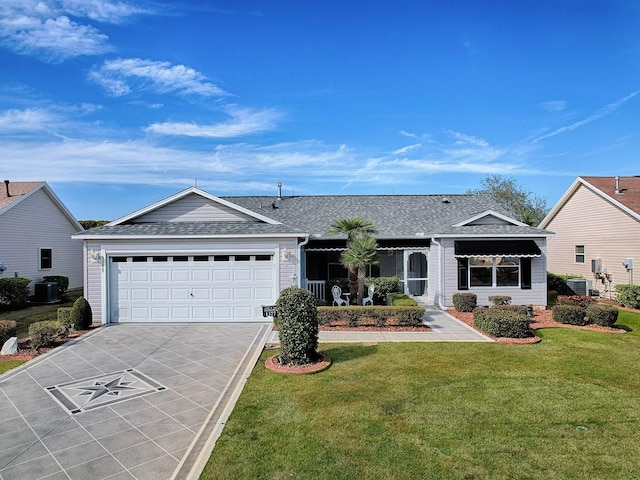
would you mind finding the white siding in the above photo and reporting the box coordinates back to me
[545,184,640,294]
[132,194,258,223]
[468,215,512,226]
[440,238,547,307]
[0,188,83,291]
[83,237,299,324]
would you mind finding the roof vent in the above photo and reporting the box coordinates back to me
[615,176,621,194]
[441,197,451,204]
[3,180,9,198]
[277,181,282,199]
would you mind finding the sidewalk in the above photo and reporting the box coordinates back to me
[266,306,493,344]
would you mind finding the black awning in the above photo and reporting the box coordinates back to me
[454,240,541,258]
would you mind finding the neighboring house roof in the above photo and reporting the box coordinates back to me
[540,176,640,228]
[0,180,84,231]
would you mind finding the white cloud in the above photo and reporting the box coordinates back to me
[145,106,281,138]
[540,100,566,112]
[90,58,228,97]
[392,143,421,155]
[533,91,639,143]
[0,108,59,131]
[0,1,148,62]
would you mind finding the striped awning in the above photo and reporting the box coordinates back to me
[454,240,541,258]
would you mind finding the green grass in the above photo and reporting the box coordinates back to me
[0,289,83,338]
[0,361,25,375]
[202,310,640,480]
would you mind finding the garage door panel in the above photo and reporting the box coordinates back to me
[110,254,275,323]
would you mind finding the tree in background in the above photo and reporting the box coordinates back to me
[468,175,548,226]
[79,220,110,230]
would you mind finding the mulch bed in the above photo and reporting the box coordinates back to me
[265,351,332,375]
[448,305,628,344]
[0,327,98,363]
[319,320,432,332]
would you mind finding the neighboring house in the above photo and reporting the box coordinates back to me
[74,187,550,324]
[0,180,84,293]
[539,175,640,297]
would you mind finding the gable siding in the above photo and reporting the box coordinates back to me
[440,238,547,307]
[468,216,512,226]
[545,184,640,292]
[0,188,83,291]
[132,194,258,223]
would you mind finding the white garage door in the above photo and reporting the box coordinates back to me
[109,254,276,322]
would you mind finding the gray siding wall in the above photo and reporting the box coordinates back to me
[83,237,299,323]
[0,188,83,291]
[440,237,547,307]
[133,194,258,223]
[545,184,640,294]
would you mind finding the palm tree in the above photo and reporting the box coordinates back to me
[327,218,379,299]
[340,235,380,305]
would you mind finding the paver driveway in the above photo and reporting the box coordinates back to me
[0,323,271,480]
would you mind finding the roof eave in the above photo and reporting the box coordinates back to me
[72,232,308,240]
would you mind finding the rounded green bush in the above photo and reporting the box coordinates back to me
[453,293,477,312]
[276,287,319,365]
[586,304,619,327]
[28,320,62,350]
[473,308,531,338]
[615,284,640,309]
[552,304,587,326]
[70,296,92,330]
[556,295,597,309]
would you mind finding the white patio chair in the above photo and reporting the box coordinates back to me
[362,285,375,306]
[331,285,347,306]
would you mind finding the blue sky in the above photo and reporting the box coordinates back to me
[2,0,639,220]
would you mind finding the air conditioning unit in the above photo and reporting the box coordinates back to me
[566,279,591,296]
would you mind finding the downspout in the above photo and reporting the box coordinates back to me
[297,235,310,287]
[430,237,445,308]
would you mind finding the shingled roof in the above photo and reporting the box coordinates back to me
[224,194,546,238]
[0,181,45,212]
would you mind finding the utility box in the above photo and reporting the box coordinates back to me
[35,282,58,303]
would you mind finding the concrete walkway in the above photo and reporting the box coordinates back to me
[0,323,271,480]
[267,306,493,344]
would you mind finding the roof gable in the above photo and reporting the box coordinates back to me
[452,210,527,228]
[0,181,83,230]
[109,187,281,226]
[540,176,640,228]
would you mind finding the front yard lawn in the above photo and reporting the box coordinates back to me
[0,361,25,375]
[202,310,640,479]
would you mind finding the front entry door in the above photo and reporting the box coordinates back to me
[404,250,428,297]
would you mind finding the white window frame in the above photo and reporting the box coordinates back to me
[574,245,585,264]
[468,257,521,288]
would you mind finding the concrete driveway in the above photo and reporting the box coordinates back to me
[0,323,272,480]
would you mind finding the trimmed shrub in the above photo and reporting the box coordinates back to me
[386,293,418,306]
[0,320,17,346]
[317,306,425,327]
[556,295,597,309]
[57,307,74,334]
[616,284,640,309]
[586,304,619,327]
[0,277,31,310]
[365,276,401,305]
[28,320,61,350]
[276,287,319,365]
[473,308,531,338]
[70,296,92,330]
[552,305,587,326]
[488,295,511,306]
[490,304,529,316]
[42,276,69,295]
[452,292,477,312]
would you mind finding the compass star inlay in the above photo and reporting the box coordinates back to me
[75,376,139,403]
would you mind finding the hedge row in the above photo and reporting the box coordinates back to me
[552,303,619,327]
[473,308,531,338]
[317,306,425,327]
[0,277,31,309]
[616,284,640,309]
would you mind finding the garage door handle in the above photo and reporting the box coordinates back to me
[190,293,194,297]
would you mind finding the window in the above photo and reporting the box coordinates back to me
[193,255,209,262]
[234,255,251,262]
[173,256,188,262]
[111,256,127,263]
[39,248,52,269]
[152,256,168,262]
[575,245,585,264]
[213,255,230,262]
[256,255,273,261]
[460,257,523,288]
